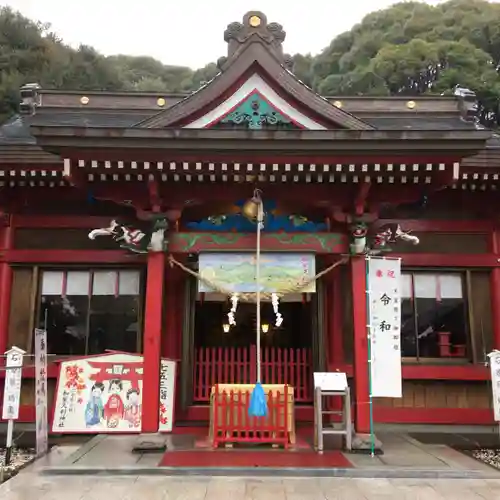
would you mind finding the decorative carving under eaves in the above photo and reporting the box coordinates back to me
[186,199,326,232]
[349,220,420,255]
[88,217,168,254]
[215,92,299,130]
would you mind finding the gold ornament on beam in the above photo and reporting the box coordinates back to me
[241,189,263,221]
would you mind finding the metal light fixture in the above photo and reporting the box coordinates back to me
[222,323,230,333]
[261,323,269,334]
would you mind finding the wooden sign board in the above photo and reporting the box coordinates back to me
[52,353,176,434]
[313,372,348,391]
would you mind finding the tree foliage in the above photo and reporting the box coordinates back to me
[312,0,500,126]
[1,0,500,126]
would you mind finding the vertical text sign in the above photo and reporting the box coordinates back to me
[367,257,402,398]
[2,347,25,420]
[34,328,49,456]
[158,359,176,432]
[488,351,500,421]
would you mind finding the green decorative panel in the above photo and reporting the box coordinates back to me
[216,92,300,130]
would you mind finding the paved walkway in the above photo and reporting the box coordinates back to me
[40,432,499,478]
[2,473,500,499]
[1,441,500,499]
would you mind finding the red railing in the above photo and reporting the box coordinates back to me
[194,346,312,403]
[212,385,290,448]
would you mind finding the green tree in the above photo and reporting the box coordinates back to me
[313,0,500,126]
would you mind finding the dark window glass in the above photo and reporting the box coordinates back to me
[401,272,468,360]
[38,269,142,356]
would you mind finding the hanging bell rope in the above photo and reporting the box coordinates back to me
[168,254,349,301]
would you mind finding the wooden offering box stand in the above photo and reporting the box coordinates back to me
[209,383,295,448]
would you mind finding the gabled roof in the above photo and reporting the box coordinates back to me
[136,11,373,131]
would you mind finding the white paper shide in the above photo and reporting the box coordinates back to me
[488,351,500,421]
[34,328,49,456]
[2,347,25,420]
[367,257,402,398]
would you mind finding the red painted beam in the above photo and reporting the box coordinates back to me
[402,364,489,381]
[67,149,467,165]
[398,254,500,268]
[374,407,494,425]
[381,219,496,233]
[329,363,490,381]
[13,215,115,229]
[354,183,371,216]
[2,250,144,264]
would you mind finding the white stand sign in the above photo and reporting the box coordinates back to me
[34,328,49,456]
[313,372,348,391]
[367,257,402,398]
[2,346,25,465]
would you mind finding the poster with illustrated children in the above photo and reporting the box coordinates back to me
[51,353,176,434]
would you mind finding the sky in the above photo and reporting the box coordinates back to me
[0,0,468,68]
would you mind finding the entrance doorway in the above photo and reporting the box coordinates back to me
[192,293,315,404]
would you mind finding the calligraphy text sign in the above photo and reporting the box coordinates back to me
[367,257,402,398]
[52,353,177,434]
[488,351,500,421]
[313,372,348,391]
[34,328,49,456]
[2,347,25,420]
[159,359,176,432]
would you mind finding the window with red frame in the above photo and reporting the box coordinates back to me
[401,272,468,360]
[37,270,142,356]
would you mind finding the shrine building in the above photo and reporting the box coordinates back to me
[0,11,499,436]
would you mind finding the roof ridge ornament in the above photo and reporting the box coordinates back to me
[220,11,292,71]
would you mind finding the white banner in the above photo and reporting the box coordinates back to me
[367,257,402,398]
[2,347,25,420]
[34,328,49,456]
[488,351,500,421]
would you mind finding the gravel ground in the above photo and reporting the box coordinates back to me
[471,448,500,469]
[0,447,36,481]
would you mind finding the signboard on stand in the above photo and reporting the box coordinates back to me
[51,353,177,434]
[34,328,49,456]
[2,346,25,420]
[2,346,25,465]
[313,372,348,391]
[367,257,402,398]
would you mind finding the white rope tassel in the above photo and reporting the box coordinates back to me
[271,293,283,327]
[228,293,239,326]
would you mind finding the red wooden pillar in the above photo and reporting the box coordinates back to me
[0,223,13,355]
[491,231,500,349]
[351,256,370,434]
[163,267,177,359]
[141,251,165,433]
